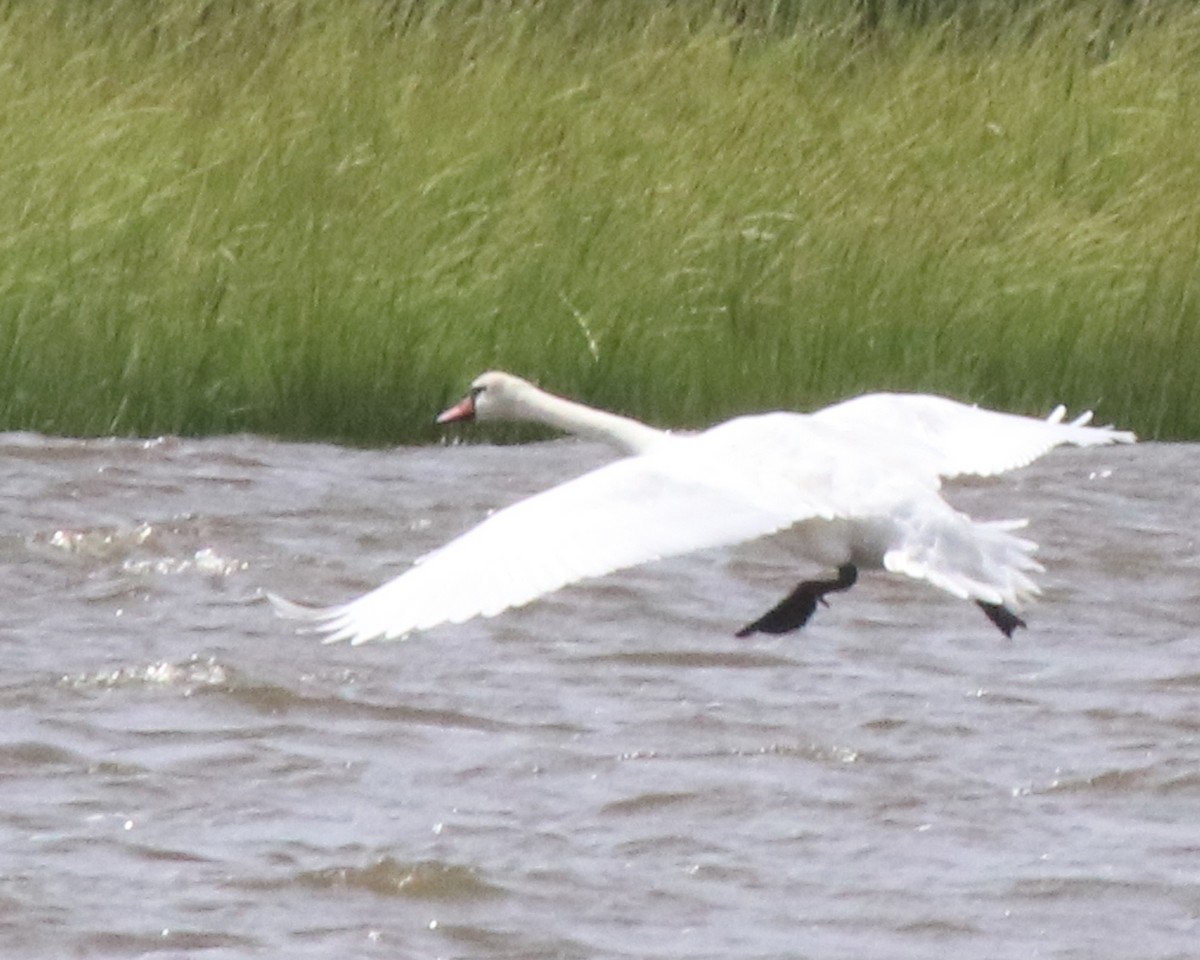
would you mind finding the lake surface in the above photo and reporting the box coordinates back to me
[0,432,1196,959]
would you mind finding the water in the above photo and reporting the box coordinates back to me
[0,432,1195,959]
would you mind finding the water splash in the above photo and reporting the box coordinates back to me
[60,655,232,694]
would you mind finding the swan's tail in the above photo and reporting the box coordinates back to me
[883,505,1044,612]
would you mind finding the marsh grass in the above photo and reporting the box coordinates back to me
[0,0,1197,441]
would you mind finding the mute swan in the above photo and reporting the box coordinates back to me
[270,371,1135,644]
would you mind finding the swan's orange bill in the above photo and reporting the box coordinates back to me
[436,396,475,424]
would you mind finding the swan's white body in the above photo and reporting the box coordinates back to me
[271,372,1135,644]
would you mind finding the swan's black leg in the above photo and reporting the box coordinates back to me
[736,564,858,638]
[977,601,1026,638]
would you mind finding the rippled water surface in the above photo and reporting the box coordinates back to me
[0,432,1196,959]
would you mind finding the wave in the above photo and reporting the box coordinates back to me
[294,857,505,902]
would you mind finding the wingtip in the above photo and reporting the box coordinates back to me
[266,591,355,641]
[1085,423,1137,445]
[266,590,414,645]
[1047,404,1138,445]
[265,591,327,621]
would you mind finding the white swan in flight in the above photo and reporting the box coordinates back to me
[270,371,1135,644]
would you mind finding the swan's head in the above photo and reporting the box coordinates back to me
[436,371,536,425]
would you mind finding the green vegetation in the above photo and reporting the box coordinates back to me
[0,0,1197,442]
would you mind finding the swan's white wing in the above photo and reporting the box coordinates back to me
[272,417,929,644]
[274,462,798,644]
[812,392,1135,479]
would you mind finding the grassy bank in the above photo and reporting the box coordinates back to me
[0,0,1197,442]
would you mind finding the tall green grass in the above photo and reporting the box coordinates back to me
[0,0,1196,441]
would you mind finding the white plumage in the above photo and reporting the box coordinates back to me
[270,371,1135,644]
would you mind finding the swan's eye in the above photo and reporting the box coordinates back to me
[470,385,486,401]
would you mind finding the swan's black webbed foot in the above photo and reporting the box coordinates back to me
[977,601,1026,638]
[736,564,858,638]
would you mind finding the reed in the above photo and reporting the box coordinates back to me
[0,0,1196,442]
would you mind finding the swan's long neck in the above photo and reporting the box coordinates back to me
[517,388,667,455]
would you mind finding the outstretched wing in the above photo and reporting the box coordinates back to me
[812,392,1135,479]
[270,417,924,644]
